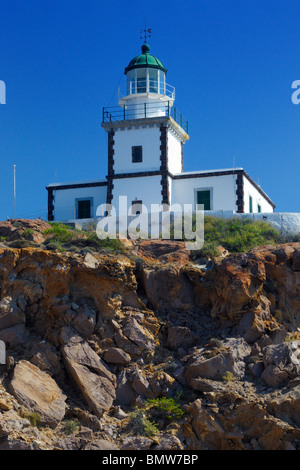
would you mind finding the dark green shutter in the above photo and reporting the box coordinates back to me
[197,190,211,210]
[249,196,253,213]
[78,200,91,219]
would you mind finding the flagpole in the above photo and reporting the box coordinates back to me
[13,164,16,218]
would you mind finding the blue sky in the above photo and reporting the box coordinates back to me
[0,0,299,221]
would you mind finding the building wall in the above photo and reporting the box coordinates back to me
[171,174,237,211]
[111,175,162,215]
[52,184,107,221]
[167,130,182,174]
[113,125,161,174]
[243,175,274,213]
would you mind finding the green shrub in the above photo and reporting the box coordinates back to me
[189,216,282,258]
[127,410,158,437]
[43,223,74,244]
[44,240,64,252]
[27,412,41,427]
[222,371,235,383]
[9,240,37,248]
[85,232,124,253]
[23,228,34,238]
[146,396,185,422]
[63,419,79,435]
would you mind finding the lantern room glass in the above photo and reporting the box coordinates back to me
[126,68,166,95]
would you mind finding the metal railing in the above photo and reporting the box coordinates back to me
[102,101,188,134]
[123,81,175,100]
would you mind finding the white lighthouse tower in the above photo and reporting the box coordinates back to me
[101,41,189,215]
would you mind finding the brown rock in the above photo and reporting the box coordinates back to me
[166,326,197,351]
[261,341,300,387]
[122,313,157,352]
[292,249,300,271]
[72,306,96,337]
[83,439,119,450]
[185,337,251,384]
[9,360,67,427]
[62,340,116,417]
[103,347,131,364]
[0,297,25,330]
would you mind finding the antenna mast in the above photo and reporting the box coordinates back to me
[13,164,16,218]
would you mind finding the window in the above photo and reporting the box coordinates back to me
[149,69,158,93]
[159,70,165,95]
[137,68,147,93]
[249,196,253,213]
[76,198,92,219]
[131,200,143,215]
[197,190,211,210]
[258,204,261,213]
[132,146,143,163]
[127,70,136,94]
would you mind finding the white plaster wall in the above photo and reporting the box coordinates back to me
[171,174,237,211]
[53,185,107,221]
[111,175,162,215]
[167,130,182,174]
[113,126,161,173]
[243,176,274,213]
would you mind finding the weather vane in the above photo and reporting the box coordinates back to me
[140,26,151,44]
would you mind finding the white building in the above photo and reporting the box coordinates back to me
[46,43,275,223]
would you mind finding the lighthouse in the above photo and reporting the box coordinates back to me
[46,40,275,223]
[102,42,189,215]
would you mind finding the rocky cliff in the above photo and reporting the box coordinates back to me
[0,219,300,450]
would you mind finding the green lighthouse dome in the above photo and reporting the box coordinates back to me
[125,44,167,74]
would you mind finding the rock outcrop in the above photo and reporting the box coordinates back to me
[0,221,300,450]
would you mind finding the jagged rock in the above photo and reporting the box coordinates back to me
[112,405,128,419]
[122,312,157,352]
[237,296,282,343]
[185,337,251,384]
[153,434,184,450]
[261,341,300,387]
[121,436,154,450]
[9,360,67,427]
[30,341,60,376]
[149,371,177,397]
[166,326,197,351]
[131,369,154,398]
[0,324,28,350]
[134,240,190,265]
[140,265,194,311]
[103,347,131,364]
[58,326,81,345]
[54,437,82,450]
[83,253,99,270]
[61,340,116,417]
[292,249,300,271]
[0,297,25,330]
[83,439,119,450]
[0,436,34,450]
[72,306,96,337]
[115,370,137,406]
[0,409,31,436]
